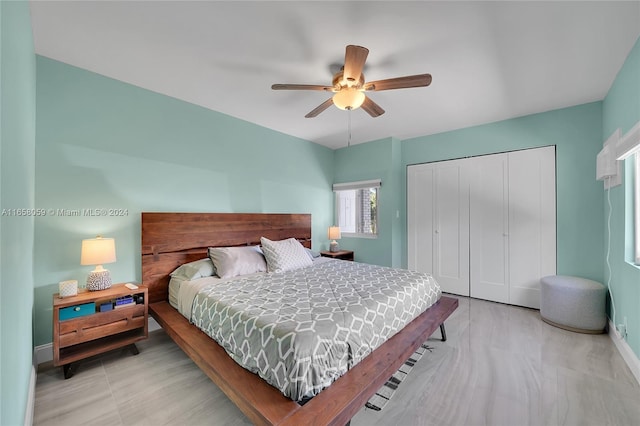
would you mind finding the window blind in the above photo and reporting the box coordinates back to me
[332,179,382,191]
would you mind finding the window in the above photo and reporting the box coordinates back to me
[333,179,380,238]
[616,121,640,266]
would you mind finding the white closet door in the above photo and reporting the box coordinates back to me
[408,147,555,307]
[508,146,556,309]
[433,160,470,296]
[470,153,510,304]
[407,165,435,274]
[407,160,470,296]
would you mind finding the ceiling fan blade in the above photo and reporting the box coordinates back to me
[271,84,333,91]
[364,74,432,91]
[343,45,369,86]
[361,96,385,117]
[305,98,334,118]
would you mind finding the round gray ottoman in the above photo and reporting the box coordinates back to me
[540,275,606,334]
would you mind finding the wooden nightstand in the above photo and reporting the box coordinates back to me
[52,283,148,379]
[320,250,354,261]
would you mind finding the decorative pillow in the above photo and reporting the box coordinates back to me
[208,246,267,279]
[260,237,313,273]
[170,258,215,280]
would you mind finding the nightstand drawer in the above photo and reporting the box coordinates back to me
[59,305,146,348]
[59,302,95,321]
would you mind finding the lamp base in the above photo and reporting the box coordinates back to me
[86,270,112,291]
[329,241,340,253]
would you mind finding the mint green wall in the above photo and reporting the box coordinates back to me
[390,137,403,268]
[602,36,640,359]
[333,137,403,267]
[400,103,605,284]
[34,57,334,346]
[0,1,36,424]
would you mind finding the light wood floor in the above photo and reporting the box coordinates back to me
[34,295,640,426]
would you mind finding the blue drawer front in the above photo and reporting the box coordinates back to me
[59,302,95,320]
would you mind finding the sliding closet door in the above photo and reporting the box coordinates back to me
[508,146,556,309]
[470,153,510,304]
[408,160,470,296]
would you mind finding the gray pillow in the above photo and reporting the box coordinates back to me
[305,248,321,259]
[170,258,215,280]
[260,237,313,273]
[208,246,267,279]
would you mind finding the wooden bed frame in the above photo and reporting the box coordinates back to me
[141,212,458,426]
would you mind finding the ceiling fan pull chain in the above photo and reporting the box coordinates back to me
[348,108,352,148]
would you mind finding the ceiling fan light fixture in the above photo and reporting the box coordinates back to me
[332,88,365,111]
[272,45,429,118]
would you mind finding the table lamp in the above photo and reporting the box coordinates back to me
[81,236,116,291]
[328,226,341,252]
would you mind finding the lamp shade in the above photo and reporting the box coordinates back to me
[332,88,365,111]
[81,236,116,266]
[328,226,341,240]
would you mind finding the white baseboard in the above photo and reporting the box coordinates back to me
[25,358,36,426]
[609,319,640,385]
[35,342,53,365]
[35,317,161,366]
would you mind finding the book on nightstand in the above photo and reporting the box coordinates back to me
[114,295,134,308]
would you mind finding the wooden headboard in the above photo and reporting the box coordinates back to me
[141,212,312,304]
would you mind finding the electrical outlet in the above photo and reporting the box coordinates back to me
[617,324,626,339]
[616,317,628,340]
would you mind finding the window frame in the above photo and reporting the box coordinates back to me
[333,179,381,239]
[634,153,640,264]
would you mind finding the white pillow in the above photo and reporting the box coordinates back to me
[260,237,313,273]
[208,246,267,279]
[170,258,215,280]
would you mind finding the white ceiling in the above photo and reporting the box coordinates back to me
[29,1,640,150]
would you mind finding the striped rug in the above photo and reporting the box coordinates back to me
[365,343,433,411]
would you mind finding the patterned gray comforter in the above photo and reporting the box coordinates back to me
[190,259,441,401]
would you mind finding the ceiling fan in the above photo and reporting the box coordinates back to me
[271,45,432,118]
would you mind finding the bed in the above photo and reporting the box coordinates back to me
[141,212,458,425]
